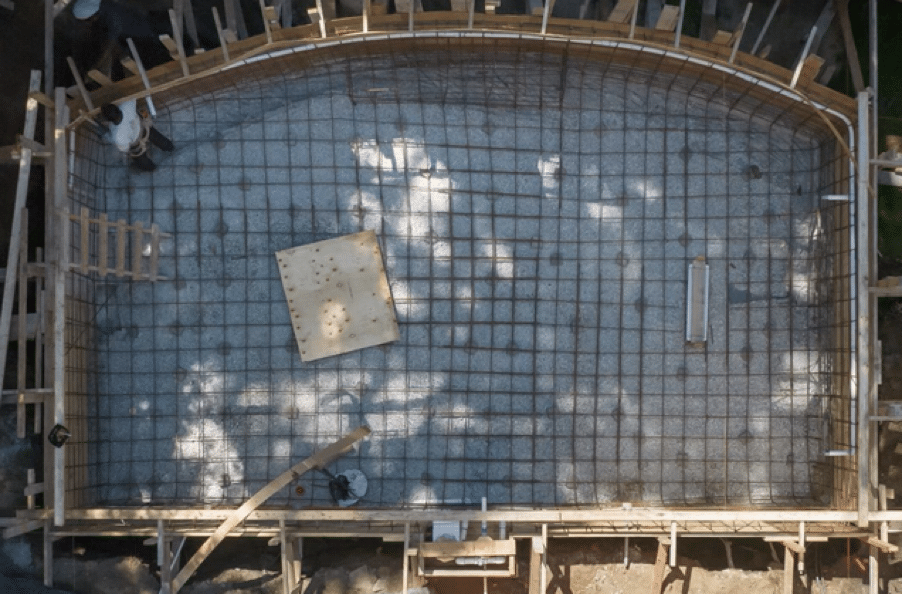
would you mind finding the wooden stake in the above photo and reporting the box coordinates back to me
[729,2,753,64]
[259,0,273,44]
[541,0,555,35]
[168,9,191,77]
[652,539,668,593]
[125,38,156,117]
[171,426,370,593]
[783,545,794,594]
[17,207,28,404]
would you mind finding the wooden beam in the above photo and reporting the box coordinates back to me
[3,519,45,539]
[540,0,555,35]
[171,426,370,593]
[862,535,899,554]
[654,4,679,31]
[86,69,113,87]
[174,0,200,48]
[402,522,409,594]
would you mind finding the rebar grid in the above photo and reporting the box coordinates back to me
[74,44,853,509]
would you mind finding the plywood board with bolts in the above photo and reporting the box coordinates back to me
[276,230,399,362]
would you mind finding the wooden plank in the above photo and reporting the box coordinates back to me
[120,57,140,76]
[0,72,40,400]
[276,230,399,361]
[115,219,126,277]
[607,0,636,23]
[797,55,826,86]
[1,389,50,405]
[171,426,371,593]
[529,536,544,594]
[24,481,45,497]
[132,221,144,279]
[402,522,409,594]
[33,248,43,391]
[419,538,517,558]
[3,519,45,539]
[863,535,899,554]
[211,7,231,62]
[159,34,180,60]
[711,30,732,45]
[654,4,679,31]
[856,91,871,529]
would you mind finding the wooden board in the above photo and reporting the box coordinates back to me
[419,537,517,558]
[277,230,399,362]
[654,4,679,31]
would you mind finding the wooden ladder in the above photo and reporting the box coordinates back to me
[67,207,170,281]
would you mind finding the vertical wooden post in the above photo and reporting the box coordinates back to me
[467,0,475,29]
[541,0,555,35]
[159,519,172,594]
[26,468,35,509]
[279,519,291,594]
[669,522,677,567]
[783,545,794,594]
[728,2,753,64]
[856,90,872,528]
[363,0,370,32]
[167,9,191,77]
[293,537,303,590]
[175,0,200,48]
[529,536,544,594]
[314,0,327,37]
[52,87,69,528]
[402,522,410,594]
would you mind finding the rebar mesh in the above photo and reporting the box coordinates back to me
[71,41,854,509]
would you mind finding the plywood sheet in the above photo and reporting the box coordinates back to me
[276,230,399,362]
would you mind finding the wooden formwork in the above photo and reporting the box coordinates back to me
[2,2,885,593]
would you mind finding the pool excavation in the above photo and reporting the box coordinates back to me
[0,0,898,592]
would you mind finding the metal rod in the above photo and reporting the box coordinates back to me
[790,25,817,88]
